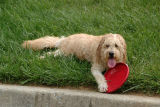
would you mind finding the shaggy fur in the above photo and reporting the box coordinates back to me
[22,33,127,92]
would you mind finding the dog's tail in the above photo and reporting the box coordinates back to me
[22,36,65,51]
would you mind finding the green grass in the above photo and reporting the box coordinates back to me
[0,0,160,95]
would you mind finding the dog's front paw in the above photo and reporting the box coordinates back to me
[98,83,108,93]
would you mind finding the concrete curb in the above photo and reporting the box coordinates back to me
[0,85,160,107]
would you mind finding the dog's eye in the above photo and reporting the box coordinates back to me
[115,44,118,48]
[106,45,109,48]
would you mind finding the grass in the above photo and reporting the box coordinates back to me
[0,0,160,95]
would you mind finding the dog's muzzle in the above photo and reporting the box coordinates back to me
[109,52,114,58]
[107,52,116,68]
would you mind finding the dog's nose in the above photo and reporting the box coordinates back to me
[109,52,114,58]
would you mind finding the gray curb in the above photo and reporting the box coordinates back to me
[0,84,160,107]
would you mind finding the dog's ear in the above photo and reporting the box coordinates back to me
[121,40,127,63]
[122,46,127,63]
[96,36,105,63]
[117,34,127,63]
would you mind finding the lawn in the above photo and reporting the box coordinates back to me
[0,0,160,95]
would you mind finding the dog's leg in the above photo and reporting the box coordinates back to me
[40,51,54,59]
[91,64,108,92]
[40,49,63,59]
[53,49,64,57]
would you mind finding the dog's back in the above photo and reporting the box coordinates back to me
[57,34,102,62]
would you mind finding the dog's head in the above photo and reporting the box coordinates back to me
[96,34,126,68]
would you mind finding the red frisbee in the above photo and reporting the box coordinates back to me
[104,63,129,93]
